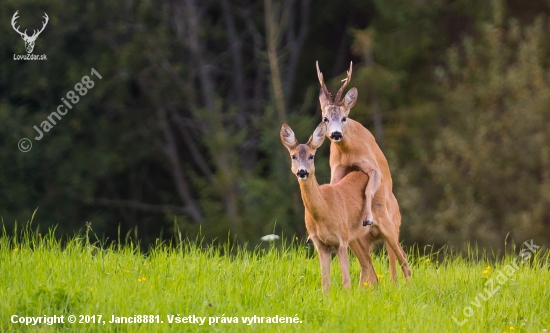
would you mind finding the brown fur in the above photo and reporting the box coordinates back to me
[330,119,410,281]
[281,122,383,292]
[316,61,411,282]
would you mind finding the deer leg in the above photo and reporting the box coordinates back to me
[361,169,381,226]
[349,240,368,285]
[377,217,411,280]
[385,242,397,282]
[317,246,332,293]
[399,247,410,279]
[337,245,351,289]
[349,238,378,286]
[385,193,404,281]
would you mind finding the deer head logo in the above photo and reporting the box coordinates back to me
[11,11,49,54]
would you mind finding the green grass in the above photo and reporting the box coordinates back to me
[0,227,549,333]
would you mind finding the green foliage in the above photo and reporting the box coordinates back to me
[350,1,550,251]
[1,0,550,250]
[397,15,550,251]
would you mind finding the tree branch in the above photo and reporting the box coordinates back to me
[139,78,203,223]
[184,0,216,114]
[363,33,385,151]
[172,112,215,181]
[221,0,247,127]
[284,0,310,106]
[264,0,287,123]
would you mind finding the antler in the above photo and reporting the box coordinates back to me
[334,61,353,104]
[31,13,49,38]
[316,61,333,103]
[11,11,49,39]
[11,11,27,37]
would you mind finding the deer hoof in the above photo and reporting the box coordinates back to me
[363,220,373,226]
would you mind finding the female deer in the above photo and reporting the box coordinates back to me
[281,122,381,292]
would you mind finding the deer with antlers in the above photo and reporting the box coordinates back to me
[11,11,49,54]
[281,122,383,292]
[315,61,411,282]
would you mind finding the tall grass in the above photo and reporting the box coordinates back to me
[0,224,548,332]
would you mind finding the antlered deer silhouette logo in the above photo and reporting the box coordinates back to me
[11,11,49,54]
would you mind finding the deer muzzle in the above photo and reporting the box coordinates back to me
[296,169,310,180]
[329,131,343,142]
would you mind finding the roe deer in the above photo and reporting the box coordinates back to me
[315,61,411,281]
[281,122,382,292]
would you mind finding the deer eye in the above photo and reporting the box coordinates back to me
[309,155,314,160]
[323,117,329,123]
[342,117,347,122]
[291,155,296,160]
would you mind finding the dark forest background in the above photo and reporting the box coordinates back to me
[1,0,550,251]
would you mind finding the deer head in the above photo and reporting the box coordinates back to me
[12,11,49,54]
[316,61,358,142]
[280,122,327,180]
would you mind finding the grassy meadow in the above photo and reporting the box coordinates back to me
[0,226,549,333]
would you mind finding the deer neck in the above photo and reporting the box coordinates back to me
[297,174,327,221]
[332,120,358,153]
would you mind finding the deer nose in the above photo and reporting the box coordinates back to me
[296,169,309,179]
[330,132,343,141]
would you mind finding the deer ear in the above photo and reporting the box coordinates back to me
[319,89,331,111]
[308,123,327,150]
[343,87,358,112]
[280,123,298,150]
